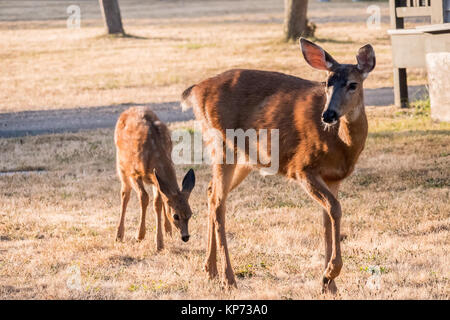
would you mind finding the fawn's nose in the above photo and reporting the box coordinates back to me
[181,235,190,242]
[322,110,338,124]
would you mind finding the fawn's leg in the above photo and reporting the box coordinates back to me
[300,173,343,294]
[116,174,131,242]
[152,186,164,251]
[130,178,149,242]
[162,201,172,236]
[209,164,236,287]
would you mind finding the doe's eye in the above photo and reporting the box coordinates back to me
[173,214,180,221]
[348,83,358,91]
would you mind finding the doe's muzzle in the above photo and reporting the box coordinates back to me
[322,110,339,124]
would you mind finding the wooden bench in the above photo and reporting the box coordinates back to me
[388,0,450,108]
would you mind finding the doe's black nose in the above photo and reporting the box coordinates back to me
[322,110,338,124]
[181,235,190,242]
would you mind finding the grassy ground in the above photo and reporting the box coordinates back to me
[0,0,428,112]
[1,0,448,300]
[1,106,449,299]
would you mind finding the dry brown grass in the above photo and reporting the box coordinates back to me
[0,0,427,112]
[0,0,448,300]
[1,107,449,299]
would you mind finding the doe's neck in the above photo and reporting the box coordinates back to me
[338,103,368,153]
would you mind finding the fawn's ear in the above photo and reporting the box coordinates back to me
[300,38,339,71]
[181,168,195,196]
[356,44,376,78]
[153,169,176,198]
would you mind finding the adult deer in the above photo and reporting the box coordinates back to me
[114,107,196,251]
[181,39,375,293]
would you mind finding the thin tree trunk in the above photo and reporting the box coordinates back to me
[99,0,125,35]
[284,0,313,41]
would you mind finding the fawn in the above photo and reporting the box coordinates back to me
[181,39,375,293]
[114,106,196,250]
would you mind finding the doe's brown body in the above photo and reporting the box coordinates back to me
[182,39,375,293]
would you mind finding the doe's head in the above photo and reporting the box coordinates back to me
[300,38,376,126]
[153,168,196,243]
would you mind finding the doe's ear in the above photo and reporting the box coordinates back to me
[356,44,376,78]
[300,38,339,71]
[181,168,195,195]
[153,169,176,198]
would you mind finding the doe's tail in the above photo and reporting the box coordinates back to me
[181,85,196,112]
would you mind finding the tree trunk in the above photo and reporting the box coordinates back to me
[284,0,314,41]
[99,0,125,35]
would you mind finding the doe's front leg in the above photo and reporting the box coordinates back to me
[204,180,218,279]
[300,174,343,294]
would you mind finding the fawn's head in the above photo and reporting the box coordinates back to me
[300,38,376,126]
[154,168,196,242]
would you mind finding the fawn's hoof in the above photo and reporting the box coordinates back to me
[164,225,173,237]
[321,277,338,295]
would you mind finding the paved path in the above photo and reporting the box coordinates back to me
[0,102,193,138]
[0,86,427,138]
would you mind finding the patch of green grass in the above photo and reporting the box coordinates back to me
[411,95,431,117]
[393,95,430,118]
[236,263,256,278]
[369,103,450,136]
[235,261,269,279]
[360,265,388,275]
